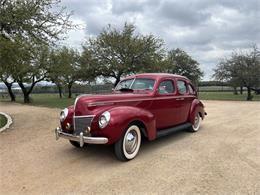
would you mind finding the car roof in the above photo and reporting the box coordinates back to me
[123,73,188,80]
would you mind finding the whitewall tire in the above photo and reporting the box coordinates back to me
[190,113,201,132]
[114,125,141,161]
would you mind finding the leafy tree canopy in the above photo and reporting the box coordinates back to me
[83,23,164,86]
[213,45,260,100]
[162,48,203,85]
[0,0,73,44]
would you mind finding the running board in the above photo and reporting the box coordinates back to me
[156,123,192,138]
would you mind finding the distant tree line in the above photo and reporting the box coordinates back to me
[198,81,230,87]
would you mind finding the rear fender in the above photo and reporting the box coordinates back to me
[189,99,205,124]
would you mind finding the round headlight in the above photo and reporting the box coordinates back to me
[60,108,68,122]
[99,111,110,129]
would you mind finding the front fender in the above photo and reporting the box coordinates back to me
[91,106,156,144]
[189,99,206,124]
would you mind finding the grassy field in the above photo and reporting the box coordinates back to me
[0,92,259,109]
[199,91,260,101]
[0,114,8,128]
[0,94,75,109]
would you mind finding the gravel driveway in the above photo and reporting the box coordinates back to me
[0,101,259,194]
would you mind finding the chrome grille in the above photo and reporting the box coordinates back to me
[74,116,94,135]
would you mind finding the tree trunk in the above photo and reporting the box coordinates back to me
[18,82,31,103]
[240,86,243,94]
[246,86,253,101]
[233,87,238,95]
[68,83,73,98]
[3,81,16,101]
[23,93,30,103]
[17,76,45,103]
[57,85,62,98]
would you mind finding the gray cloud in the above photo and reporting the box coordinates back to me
[111,0,144,14]
[60,0,260,80]
[157,1,211,26]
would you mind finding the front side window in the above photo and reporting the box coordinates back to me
[115,79,134,90]
[177,80,187,94]
[115,78,155,91]
[158,80,175,94]
[131,79,155,90]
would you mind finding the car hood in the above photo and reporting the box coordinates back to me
[74,92,153,116]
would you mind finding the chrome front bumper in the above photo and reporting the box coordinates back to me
[55,127,108,147]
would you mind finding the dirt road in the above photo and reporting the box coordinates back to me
[0,101,260,194]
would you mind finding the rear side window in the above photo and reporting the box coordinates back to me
[188,84,196,95]
[158,80,175,94]
[177,80,187,94]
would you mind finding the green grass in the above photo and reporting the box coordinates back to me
[199,91,260,101]
[1,93,75,109]
[0,92,259,109]
[0,114,8,128]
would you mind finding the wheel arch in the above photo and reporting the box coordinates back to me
[189,99,205,124]
[128,119,148,139]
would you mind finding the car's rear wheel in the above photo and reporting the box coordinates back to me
[114,125,141,161]
[189,113,201,132]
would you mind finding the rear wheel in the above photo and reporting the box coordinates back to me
[114,125,141,161]
[189,113,201,132]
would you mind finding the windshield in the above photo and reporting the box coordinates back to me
[115,78,155,91]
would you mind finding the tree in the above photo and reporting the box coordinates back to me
[84,23,164,86]
[213,58,243,94]
[79,47,99,83]
[0,0,74,102]
[52,46,80,98]
[0,37,19,101]
[47,50,65,98]
[14,43,50,103]
[213,45,260,100]
[0,0,73,44]
[162,48,203,85]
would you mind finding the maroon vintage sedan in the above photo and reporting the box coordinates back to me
[55,73,207,161]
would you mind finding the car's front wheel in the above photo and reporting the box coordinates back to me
[114,125,141,161]
[189,113,201,132]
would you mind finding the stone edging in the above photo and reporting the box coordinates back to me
[0,112,13,133]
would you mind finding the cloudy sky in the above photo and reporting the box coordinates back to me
[60,0,260,80]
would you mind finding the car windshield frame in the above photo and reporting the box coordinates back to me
[115,78,156,91]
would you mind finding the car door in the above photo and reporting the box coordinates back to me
[150,78,180,130]
[176,79,192,123]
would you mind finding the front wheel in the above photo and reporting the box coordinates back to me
[114,125,141,161]
[189,113,201,132]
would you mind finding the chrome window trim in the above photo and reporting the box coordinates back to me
[129,77,136,89]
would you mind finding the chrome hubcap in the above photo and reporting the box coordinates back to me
[194,116,199,128]
[125,130,138,154]
[192,114,200,131]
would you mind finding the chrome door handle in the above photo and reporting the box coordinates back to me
[176,98,184,101]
